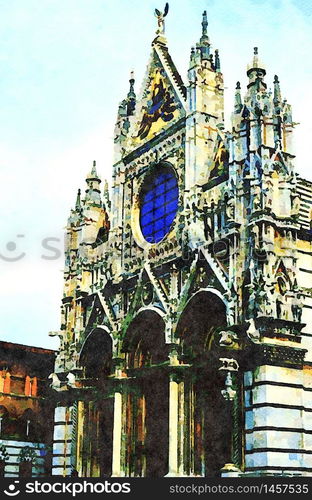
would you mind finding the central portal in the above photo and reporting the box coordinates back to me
[124,310,169,477]
[177,290,231,476]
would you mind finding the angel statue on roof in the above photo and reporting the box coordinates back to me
[155,3,169,34]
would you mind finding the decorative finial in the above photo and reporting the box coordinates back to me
[127,70,136,115]
[197,10,210,57]
[247,45,266,86]
[273,74,281,107]
[128,71,136,99]
[154,3,169,35]
[215,49,221,71]
[202,10,208,37]
[234,81,243,114]
[190,46,195,62]
[90,160,98,179]
[75,188,81,210]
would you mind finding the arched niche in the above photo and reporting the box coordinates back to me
[176,289,227,358]
[123,309,168,369]
[176,289,231,477]
[122,309,169,477]
[78,327,114,477]
[79,327,113,380]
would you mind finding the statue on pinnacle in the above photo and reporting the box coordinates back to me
[154,3,169,34]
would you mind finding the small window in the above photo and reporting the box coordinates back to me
[3,373,11,394]
[24,376,37,397]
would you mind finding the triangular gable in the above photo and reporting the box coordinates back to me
[130,42,186,145]
[269,150,289,176]
[84,296,105,337]
[274,259,289,279]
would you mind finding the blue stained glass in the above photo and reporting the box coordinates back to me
[165,198,178,213]
[140,167,179,243]
[144,190,155,203]
[154,205,166,220]
[155,183,166,196]
[165,177,177,190]
[155,173,167,185]
[154,218,166,231]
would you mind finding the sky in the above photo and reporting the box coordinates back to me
[0,0,311,349]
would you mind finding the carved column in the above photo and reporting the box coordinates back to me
[76,401,84,476]
[167,351,186,476]
[219,357,241,476]
[112,390,123,476]
[168,373,185,475]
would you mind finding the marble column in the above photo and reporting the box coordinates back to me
[112,391,123,476]
[168,361,186,476]
[219,357,241,476]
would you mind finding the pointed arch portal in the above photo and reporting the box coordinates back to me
[79,327,114,477]
[176,290,231,476]
[123,309,169,477]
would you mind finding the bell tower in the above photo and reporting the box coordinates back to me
[186,10,225,189]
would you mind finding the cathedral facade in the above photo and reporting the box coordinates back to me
[50,9,312,477]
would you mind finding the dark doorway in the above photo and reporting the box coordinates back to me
[79,328,114,476]
[124,310,169,477]
[177,291,230,477]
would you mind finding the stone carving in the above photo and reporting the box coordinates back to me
[219,357,239,372]
[246,318,260,342]
[219,330,238,348]
[67,372,77,388]
[154,3,169,35]
[221,372,237,401]
[19,446,37,464]
[0,445,9,462]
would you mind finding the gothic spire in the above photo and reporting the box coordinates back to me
[85,161,101,206]
[127,71,135,99]
[196,10,210,60]
[87,160,100,182]
[75,188,81,211]
[273,74,282,107]
[247,47,267,92]
[200,10,209,44]
[126,71,136,116]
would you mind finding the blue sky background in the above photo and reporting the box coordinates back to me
[0,0,311,349]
